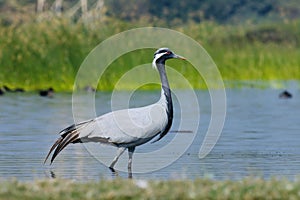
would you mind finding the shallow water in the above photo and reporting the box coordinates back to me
[0,88,299,181]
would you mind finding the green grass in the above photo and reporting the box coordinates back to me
[181,21,300,81]
[0,18,299,91]
[1,177,300,199]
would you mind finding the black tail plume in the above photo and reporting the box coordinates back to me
[44,119,93,164]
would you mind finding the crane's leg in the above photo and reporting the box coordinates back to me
[127,146,135,178]
[109,147,126,171]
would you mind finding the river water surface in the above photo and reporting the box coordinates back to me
[0,88,299,181]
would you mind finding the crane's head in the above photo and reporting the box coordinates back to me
[152,48,186,69]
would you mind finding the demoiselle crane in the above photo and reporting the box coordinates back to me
[44,48,186,175]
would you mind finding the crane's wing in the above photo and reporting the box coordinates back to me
[88,103,168,144]
[44,103,168,164]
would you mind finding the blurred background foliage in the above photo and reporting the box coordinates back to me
[1,0,299,25]
[106,0,300,25]
[0,0,299,91]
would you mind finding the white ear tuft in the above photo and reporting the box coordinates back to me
[152,52,168,70]
[152,59,157,69]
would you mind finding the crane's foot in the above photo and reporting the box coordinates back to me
[109,166,116,173]
[109,166,119,177]
[128,171,132,179]
[50,170,56,179]
[128,165,133,179]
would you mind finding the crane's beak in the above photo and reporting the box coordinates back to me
[173,54,186,60]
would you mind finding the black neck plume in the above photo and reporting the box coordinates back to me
[152,61,173,142]
[157,62,172,112]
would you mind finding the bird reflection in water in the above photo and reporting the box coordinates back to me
[45,169,133,179]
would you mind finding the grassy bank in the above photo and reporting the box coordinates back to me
[0,18,299,91]
[1,178,300,199]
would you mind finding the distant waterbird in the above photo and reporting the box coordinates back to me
[13,88,25,92]
[44,48,186,176]
[84,85,96,92]
[2,85,24,93]
[39,87,54,98]
[279,90,292,99]
[3,85,11,92]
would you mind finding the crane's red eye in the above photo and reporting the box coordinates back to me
[166,51,171,54]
